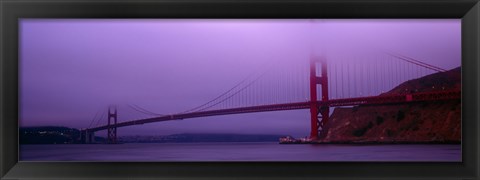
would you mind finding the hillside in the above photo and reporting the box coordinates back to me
[319,67,461,143]
[20,126,81,144]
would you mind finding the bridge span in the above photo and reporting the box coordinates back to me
[82,53,461,144]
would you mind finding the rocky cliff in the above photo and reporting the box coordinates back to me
[319,67,461,143]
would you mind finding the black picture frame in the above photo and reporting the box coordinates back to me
[1,0,479,179]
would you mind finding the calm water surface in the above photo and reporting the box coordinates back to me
[20,142,461,162]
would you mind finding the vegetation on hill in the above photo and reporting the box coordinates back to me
[319,67,461,143]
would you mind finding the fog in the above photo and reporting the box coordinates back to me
[20,19,460,137]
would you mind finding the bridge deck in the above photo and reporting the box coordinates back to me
[87,90,460,132]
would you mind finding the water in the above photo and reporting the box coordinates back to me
[20,142,461,162]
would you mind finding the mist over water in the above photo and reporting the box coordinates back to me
[20,143,461,162]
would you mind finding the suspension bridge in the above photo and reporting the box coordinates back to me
[81,52,461,144]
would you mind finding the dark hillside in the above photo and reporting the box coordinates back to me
[320,67,461,143]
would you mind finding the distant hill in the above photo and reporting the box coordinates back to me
[320,67,461,143]
[118,133,286,143]
[20,126,81,144]
[20,126,286,144]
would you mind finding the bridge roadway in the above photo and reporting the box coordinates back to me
[87,89,460,132]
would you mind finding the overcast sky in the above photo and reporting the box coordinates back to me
[20,19,460,137]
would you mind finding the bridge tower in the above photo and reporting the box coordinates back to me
[107,106,117,144]
[309,56,329,140]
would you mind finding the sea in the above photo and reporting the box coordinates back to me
[19,142,461,162]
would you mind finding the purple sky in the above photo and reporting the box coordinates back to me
[20,19,460,137]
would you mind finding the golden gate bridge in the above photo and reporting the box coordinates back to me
[81,52,461,144]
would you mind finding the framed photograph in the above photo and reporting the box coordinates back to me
[1,0,479,179]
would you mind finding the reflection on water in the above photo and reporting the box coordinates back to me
[20,142,461,162]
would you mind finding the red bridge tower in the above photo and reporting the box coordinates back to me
[107,106,118,144]
[309,56,329,140]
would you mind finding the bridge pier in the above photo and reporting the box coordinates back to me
[86,131,95,143]
[309,56,329,140]
[81,130,95,144]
